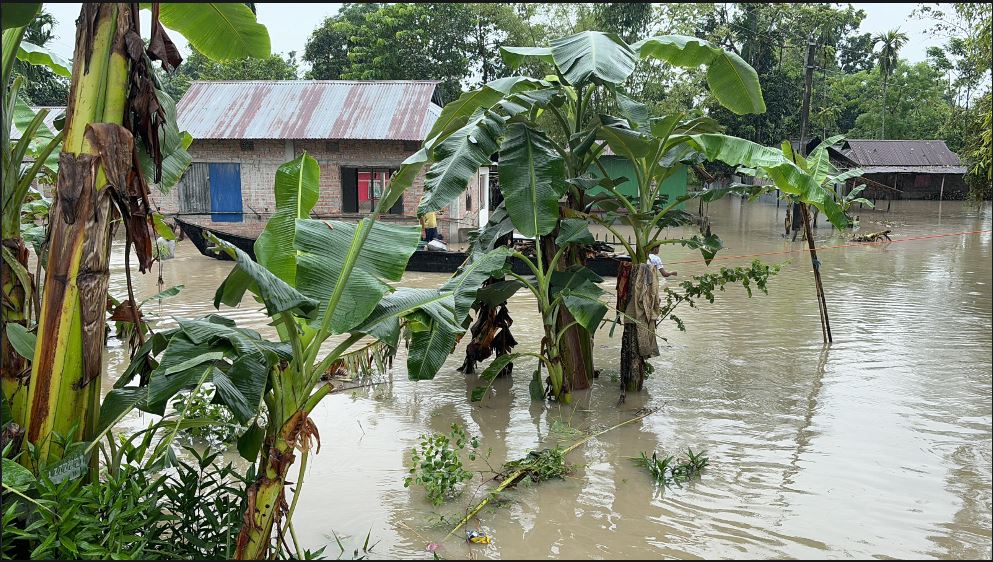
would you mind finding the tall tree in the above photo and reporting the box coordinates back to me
[342,3,473,103]
[302,3,381,80]
[873,28,908,139]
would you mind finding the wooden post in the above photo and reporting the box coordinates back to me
[939,174,946,201]
[797,34,832,344]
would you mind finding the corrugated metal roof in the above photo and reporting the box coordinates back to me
[176,80,442,141]
[861,165,967,174]
[10,106,63,140]
[842,139,963,169]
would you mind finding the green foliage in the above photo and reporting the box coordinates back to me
[13,9,69,106]
[305,3,535,100]
[404,424,479,506]
[637,448,709,487]
[660,260,782,332]
[965,93,992,200]
[168,385,245,446]
[303,3,384,80]
[343,3,474,103]
[500,448,569,485]
[1,444,247,560]
[151,3,271,62]
[161,47,299,101]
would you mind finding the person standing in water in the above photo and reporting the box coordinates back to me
[648,246,678,278]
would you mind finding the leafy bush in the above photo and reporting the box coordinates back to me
[404,424,479,506]
[168,385,246,447]
[1,444,247,560]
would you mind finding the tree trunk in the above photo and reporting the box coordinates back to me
[539,234,592,391]
[23,3,127,467]
[881,76,889,139]
[620,323,646,393]
[235,410,308,560]
[1,237,31,426]
[616,262,659,398]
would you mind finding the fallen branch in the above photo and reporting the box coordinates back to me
[442,407,660,542]
[850,229,892,242]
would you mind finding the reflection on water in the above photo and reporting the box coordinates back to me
[104,199,992,559]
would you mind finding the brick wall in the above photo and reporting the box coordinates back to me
[153,138,484,238]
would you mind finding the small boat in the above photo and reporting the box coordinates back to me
[176,218,624,277]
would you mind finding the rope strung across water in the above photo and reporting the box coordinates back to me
[662,229,993,266]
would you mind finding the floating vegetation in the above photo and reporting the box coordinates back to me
[850,229,893,243]
[442,408,660,543]
[499,448,570,486]
[404,424,480,506]
[637,448,709,487]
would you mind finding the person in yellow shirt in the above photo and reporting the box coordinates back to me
[419,210,438,242]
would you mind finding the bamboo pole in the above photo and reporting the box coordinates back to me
[800,203,832,343]
[796,34,832,344]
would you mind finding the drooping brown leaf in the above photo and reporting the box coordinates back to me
[147,3,183,72]
[108,299,142,323]
[79,3,102,73]
[84,123,133,190]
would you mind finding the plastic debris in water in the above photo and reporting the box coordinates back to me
[466,530,492,545]
[425,543,440,553]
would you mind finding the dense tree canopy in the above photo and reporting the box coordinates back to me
[161,47,299,100]
[21,3,985,195]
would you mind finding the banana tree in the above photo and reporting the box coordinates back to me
[587,102,854,391]
[388,31,772,394]
[1,5,65,436]
[469,213,609,402]
[105,154,511,558]
[22,2,268,470]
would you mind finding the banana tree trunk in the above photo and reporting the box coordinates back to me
[236,410,308,560]
[23,3,127,466]
[540,235,592,391]
[1,237,31,426]
[616,262,659,397]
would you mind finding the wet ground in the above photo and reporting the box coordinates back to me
[105,198,992,559]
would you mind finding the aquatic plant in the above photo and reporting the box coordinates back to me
[405,424,480,506]
[442,408,659,543]
[637,448,709,487]
[657,260,782,333]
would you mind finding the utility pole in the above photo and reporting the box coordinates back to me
[797,34,833,344]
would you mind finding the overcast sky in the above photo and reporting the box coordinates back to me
[41,3,946,70]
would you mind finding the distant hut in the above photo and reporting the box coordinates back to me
[838,139,967,200]
[155,80,489,242]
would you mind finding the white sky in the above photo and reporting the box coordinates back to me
[42,3,945,71]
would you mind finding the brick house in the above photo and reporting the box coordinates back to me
[155,80,487,241]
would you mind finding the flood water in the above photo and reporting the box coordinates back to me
[103,198,992,559]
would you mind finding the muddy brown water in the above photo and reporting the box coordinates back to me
[102,199,992,559]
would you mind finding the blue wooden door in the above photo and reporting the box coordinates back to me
[209,163,242,222]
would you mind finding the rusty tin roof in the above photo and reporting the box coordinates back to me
[176,80,442,141]
[841,139,965,173]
